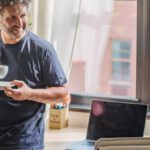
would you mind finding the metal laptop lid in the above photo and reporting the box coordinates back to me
[86,100,147,141]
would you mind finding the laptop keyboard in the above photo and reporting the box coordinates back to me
[65,140,95,150]
[81,140,95,146]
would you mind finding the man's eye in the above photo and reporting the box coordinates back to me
[21,14,26,18]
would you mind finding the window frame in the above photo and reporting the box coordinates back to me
[136,0,150,106]
[70,0,150,112]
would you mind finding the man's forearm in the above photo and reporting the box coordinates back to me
[4,81,71,104]
[28,86,70,104]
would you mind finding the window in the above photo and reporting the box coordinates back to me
[112,40,131,81]
[69,0,137,98]
[136,0,150,106]
[30,0,150,110]
[112,40,131,59]
[112,61,130,80]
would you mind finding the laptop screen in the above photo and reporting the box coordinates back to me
[86,100,147,140]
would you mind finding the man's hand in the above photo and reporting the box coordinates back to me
[4,80,32,101]
[62,93,71,106]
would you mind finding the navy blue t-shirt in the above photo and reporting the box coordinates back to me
[0,31,67,150]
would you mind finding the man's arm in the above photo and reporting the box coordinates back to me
[4,80,71,105]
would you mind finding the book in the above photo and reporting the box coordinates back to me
[95,137,150,150]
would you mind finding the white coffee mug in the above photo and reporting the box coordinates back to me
[0,65,8,79]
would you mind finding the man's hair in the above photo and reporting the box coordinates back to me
[0,0,31,10]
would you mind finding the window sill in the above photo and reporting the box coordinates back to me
[69,104,90,112]
[69,93,150,118]
[70,93,138,111]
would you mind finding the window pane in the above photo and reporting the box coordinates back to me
[112,62,131,81]
[69,0,137,98]
[112,40,131,59]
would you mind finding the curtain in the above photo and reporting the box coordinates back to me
[72,0,114,93]
[49,0,81,78]
[31,1,114,89]
[30,0,53,39]
[31,0,81,79]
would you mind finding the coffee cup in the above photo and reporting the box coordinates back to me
[0,65,8,79]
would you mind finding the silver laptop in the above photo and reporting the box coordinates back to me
[66,99,147,150]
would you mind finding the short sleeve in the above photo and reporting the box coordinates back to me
[42,45,67,87]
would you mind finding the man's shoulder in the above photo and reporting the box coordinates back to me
[25,32,56,56]
[28,32,50,45]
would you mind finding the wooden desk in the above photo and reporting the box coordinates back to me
[44,117,150,150]
[44,127,86,150]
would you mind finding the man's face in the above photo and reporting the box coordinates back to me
[0,4,28,39]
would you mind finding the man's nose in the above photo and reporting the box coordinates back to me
[15,17,23,26]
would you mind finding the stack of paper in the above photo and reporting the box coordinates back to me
[95,137,150,150]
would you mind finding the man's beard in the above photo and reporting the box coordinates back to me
[1,24,26,39]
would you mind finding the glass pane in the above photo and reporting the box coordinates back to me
[112,40,131,59]
[69,0,137,98]
[112,62,131,81]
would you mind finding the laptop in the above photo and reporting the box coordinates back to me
[66,99,147,150]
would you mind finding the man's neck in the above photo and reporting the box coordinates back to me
[0,31,26,44]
